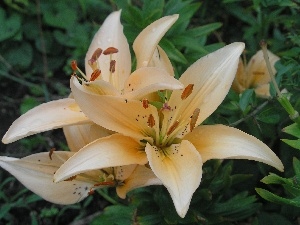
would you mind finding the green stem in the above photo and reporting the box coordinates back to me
[97,188,119,205]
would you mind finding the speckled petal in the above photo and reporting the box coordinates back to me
[54,134,148,182]
[145,140,202,218]
[0,151,95,204]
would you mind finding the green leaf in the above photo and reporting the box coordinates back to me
[90,205,135,225]
[256,188,300,207]
[239,89,254,112]
[282,123,300,138]
[293,157,300,175]
[281,138,300,150]
[0,8,21,42]
[261,173,292,185]
[256,107,281,124]
[43,2,77,29]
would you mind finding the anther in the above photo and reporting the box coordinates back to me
[49,148,56,160]
[181,84,194,100]
[167,120,179,136]
[190,108,200,132]
[103,47,119,55]
[147,114,155,128]
[94,181,115,186]
[90,69,101,81]
[71,60,78,71]
[64,175,77,181]
[142,99,149,109]
[110,60,116,73]
[91,48,102,62]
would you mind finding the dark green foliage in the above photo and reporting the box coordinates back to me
[1,0,300,224]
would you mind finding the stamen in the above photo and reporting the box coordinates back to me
[70,60,88,81]
[64,175,77,181]
[110,60,116,73]
[190,108,200,132]
[142,99,149,109]
[90,69,101,81]
[49,148,56,160]
[181,84,194,100]
[147,114,155,127]
[167,120,179,136]
[103,47,119,55]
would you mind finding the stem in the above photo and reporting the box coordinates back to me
[230,100,269,127]
[97,188,119,205]
[260,40,300,124]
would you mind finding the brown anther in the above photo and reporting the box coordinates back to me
[90,69,101,81]
[91,48,102,61]
[94,181,115,186]
[64,175,77,181]
[167,120,179,136]
[147,114,155,128]
[142,99,149,109]
[49,148,56,160]
[181,84,194,100]
[88,189,95,195]
[110,60,116,73]
[190,108,200,132]
[103,47,119,55]
[71,60,78,71]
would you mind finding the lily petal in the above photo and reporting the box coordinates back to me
[167,43,245,128]
[117,165,162,199]
[2,98,90,144]
[0,151,94,204]
[123,67,183,99]
[63,124,114,152]
[148,46,174,76]
[54,134,148,182]
[184,124,284,171]
[134,14,179,69]
[71,79,159,140]
[85,10,131,92]
[145,140,202,218]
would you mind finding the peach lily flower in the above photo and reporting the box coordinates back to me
[2,10,182,144]
[54,42,284,218]
[232,49,280,98]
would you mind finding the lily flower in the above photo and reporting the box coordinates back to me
[54,42,284,218]
[0,150,161,204]
[232,49,280,98]
[2,10,182,144]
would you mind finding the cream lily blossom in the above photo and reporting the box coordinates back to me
[232,49,280,98]
[2,10,182,144]
[54,42,284,218]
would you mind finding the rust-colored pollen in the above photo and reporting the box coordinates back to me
[110,60,116,73]
[142,99,149,109]
[91,48,102,62]
[49,148,56,160]
[181,84,194,100]
[190,108,200,132]
[103,47,119,55]
[71,60,78,71]
[94,181,115,186]
[90,69,101,81]
[167,120,179,136]
[64,175,77,181]
[147,114,155,128]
